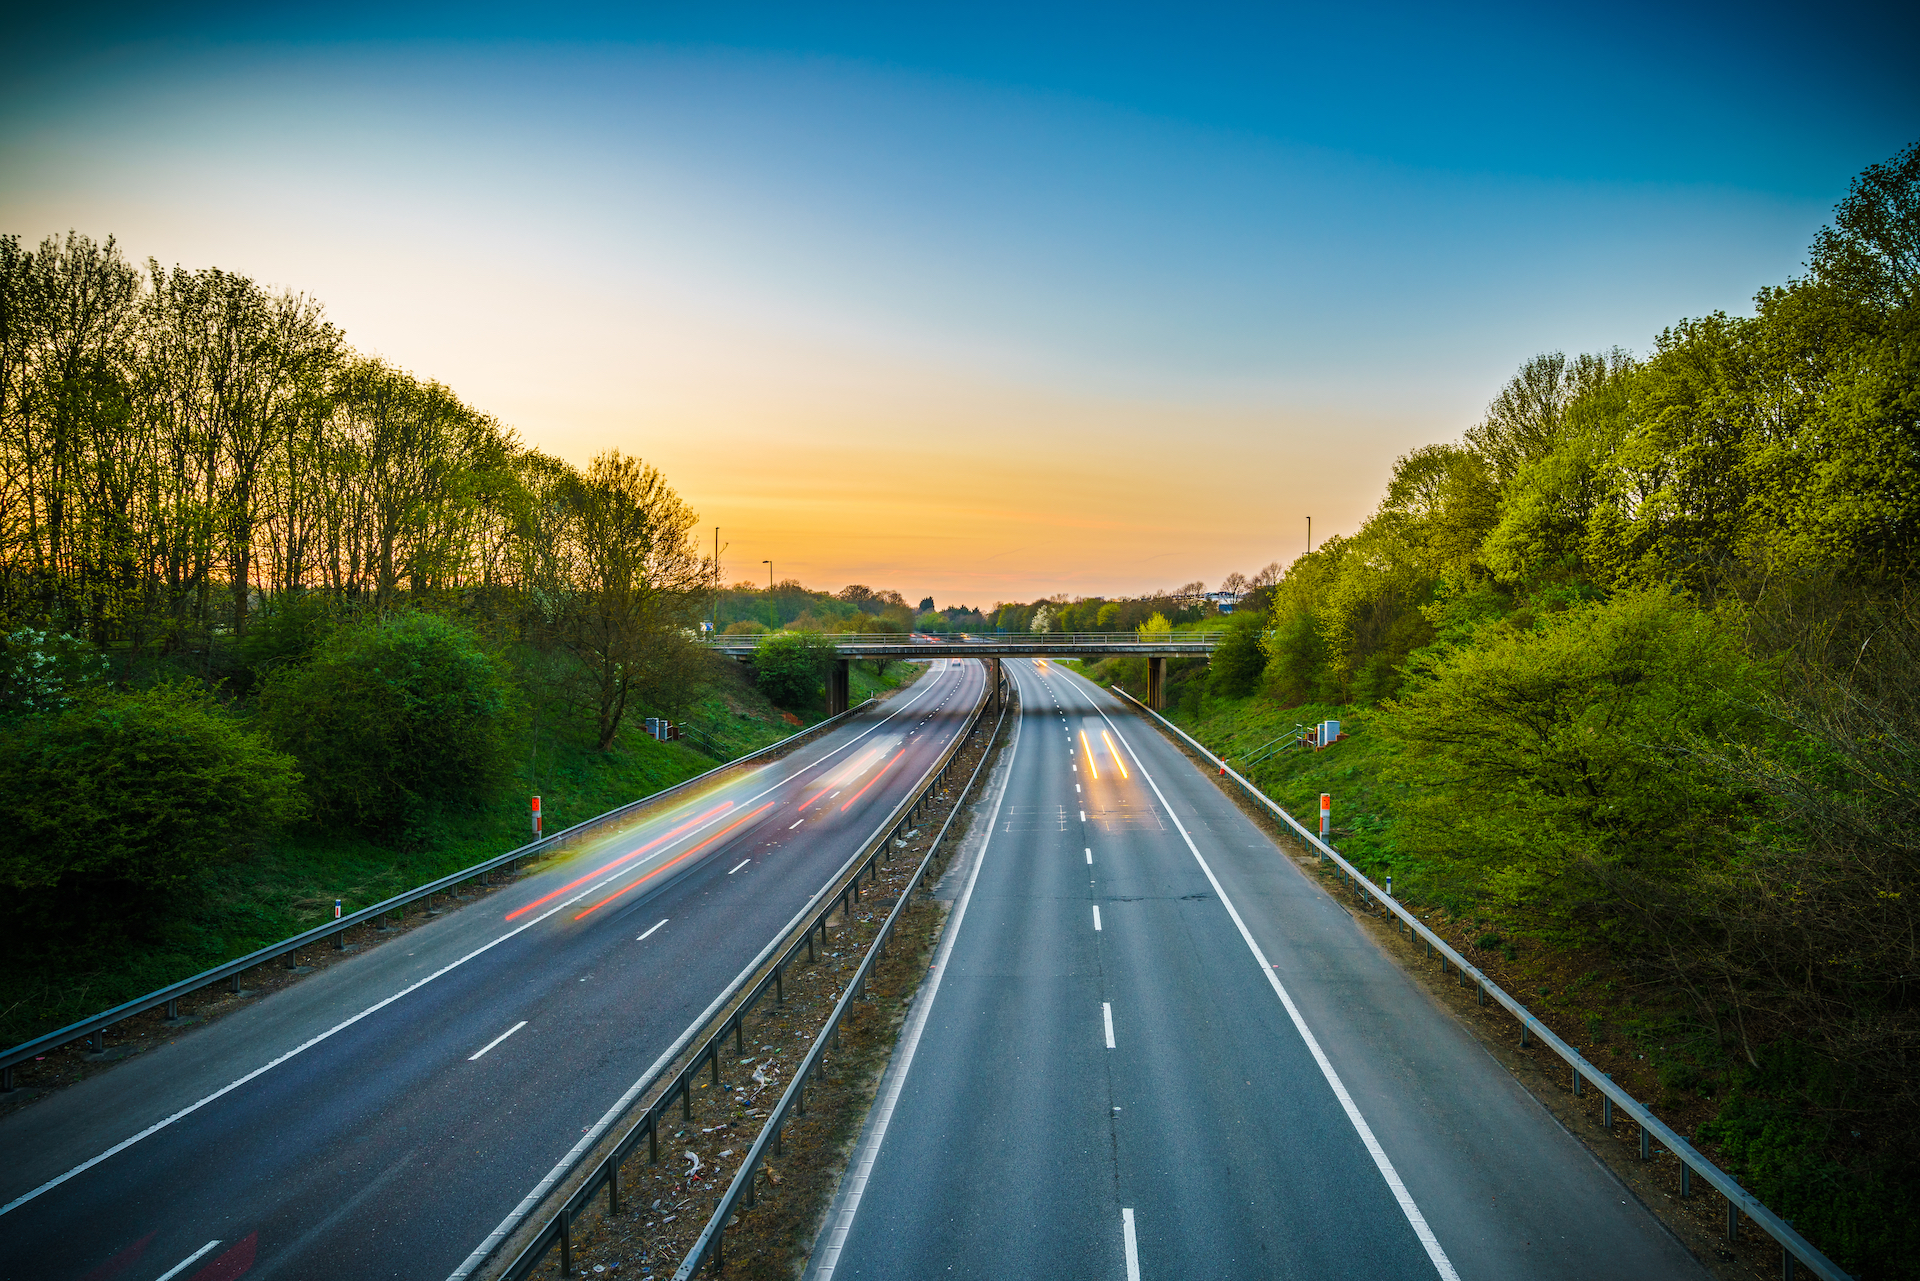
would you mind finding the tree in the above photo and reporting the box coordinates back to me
[1208,608,1268,697]
[259,612,519,829]
[1808,139,1919,312]
[0,683,303,895]
[751,630,835,708]
[558,450,709,750]
[1377,588,1773,940]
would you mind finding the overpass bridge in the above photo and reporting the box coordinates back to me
[704,631,1220,713]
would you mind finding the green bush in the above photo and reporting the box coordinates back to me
[751,631,836,708]
[0,628,110,717]
[1208,610,1269,697]
[259,612,520,830]
[0,684,304,893]
[1377,587,1775,942]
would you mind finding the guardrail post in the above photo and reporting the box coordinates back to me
[1476,981,1485,1007]
[1603,1077,1613,1130]
[682,1077,693,1122]
[649,1115,659,1164]
[1519,1020,1529,1047]
[1640,1126,1650,1160]
[610,1162,622,1215]
[166,998,180,1020]
[1728,1198,1739,1241]
[1572,1066,1582,1097]
[1680,1162,1690,1197]
[710,1049,722,1091]
[774,964,784,1004]
[1,1066,13,1092]
[560,1206,572,1276]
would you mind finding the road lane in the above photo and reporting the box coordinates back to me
[0,659,984,1281]
[815,659,1704,1281]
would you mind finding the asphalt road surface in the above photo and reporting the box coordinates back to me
[811,658,1705,1281]
[0,658,984,1281]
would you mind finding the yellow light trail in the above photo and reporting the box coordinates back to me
[1080,729,1098,779]
[1101,730,1130,779]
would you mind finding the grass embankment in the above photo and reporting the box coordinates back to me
[0,660,925,1051]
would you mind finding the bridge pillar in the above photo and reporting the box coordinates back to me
[1147,656,1166,710]
[989,657,1001,713]
[828,659,851,716]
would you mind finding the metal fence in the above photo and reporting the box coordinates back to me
[672,678,1013,1279]
[1114,686,1850,1281]
[474,671,1004,1281]
[0,698,880,1088]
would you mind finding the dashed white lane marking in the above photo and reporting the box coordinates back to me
[636,919,667,941]
[1122,1209,1141,1281]
[469,1020,528,1061]
[1093,906,1103,931]
[1103,1002,1116,1048]
[156,1241,222,1281]
[727,859,751,875]
[1085,848,1093,864]
[1076,783,1082,793]
[1080,810,1086,822]
[789,820,804,829]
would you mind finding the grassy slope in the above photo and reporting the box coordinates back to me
[0,660,924,1047]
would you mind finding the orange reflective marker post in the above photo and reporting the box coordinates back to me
[532,795,542,838]
[1320,793,1331,843]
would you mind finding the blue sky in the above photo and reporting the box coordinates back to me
[3,3,1914,601]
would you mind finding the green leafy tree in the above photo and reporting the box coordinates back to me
[1377,588,1774,942]
[0,683,303,894]
[1208,609,1269,697]
[751,630,836,708]
[259,612,520,830]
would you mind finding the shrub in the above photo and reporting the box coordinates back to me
[259,612,520,830]
[752,631,836,708]
[0,684,304,894]
[1208,610,1269,697]
[1376,587,1774,943]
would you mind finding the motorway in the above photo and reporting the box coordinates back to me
[0,657,984,1281]
[812,659,1706,1281]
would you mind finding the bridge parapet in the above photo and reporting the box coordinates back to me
[703,631,1218,660]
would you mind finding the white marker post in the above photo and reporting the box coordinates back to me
[531,795,542,839]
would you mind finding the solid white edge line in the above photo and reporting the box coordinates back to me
[1093,905,1102,932]
[1122,1208,1141,1281]
[1084,685,1461,1281]
[154,1240,222,1281]
[469,1020,529,1062]
[1103,1002,1116,1048]
[810,669,1022,1281]
[636,920,667,942]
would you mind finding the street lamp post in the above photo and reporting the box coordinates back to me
[762,559,773,590]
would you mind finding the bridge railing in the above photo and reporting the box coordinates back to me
[703,631,1219,647]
